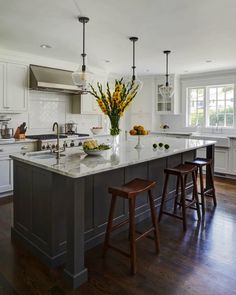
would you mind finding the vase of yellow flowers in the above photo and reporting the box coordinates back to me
[89,79,139,145]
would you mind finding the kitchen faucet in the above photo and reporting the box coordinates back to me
[52,122,62,159]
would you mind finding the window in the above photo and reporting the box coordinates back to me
[187,84,234,128]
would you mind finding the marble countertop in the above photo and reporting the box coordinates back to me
[152,131,193,136]
[10,136,216,179]
[0,138,37,145]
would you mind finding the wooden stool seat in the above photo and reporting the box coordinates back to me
[187,157,212,166]
[164,163,197,175]
[185,158,217,215]
[108,178,156,198]
[104,178,160,274]
[159,163,201,231]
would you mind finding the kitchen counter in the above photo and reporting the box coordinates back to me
[0,138,37,145]
[11,136,215,178]
[11,136,215,289]
[152,131,193,136]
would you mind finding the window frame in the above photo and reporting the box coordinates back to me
[185,83,235,129]
[187,86,206,127]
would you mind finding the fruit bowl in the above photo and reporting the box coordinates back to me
[83,140,110,156]
[83,149,106,156]
[91,127,103,135]
[129,125,149,136]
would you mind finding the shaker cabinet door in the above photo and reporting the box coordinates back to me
[0,158,13,194]
[6,63,28,112]
[0,62,6,111]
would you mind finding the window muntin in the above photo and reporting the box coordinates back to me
[187,84,234,128]
[188,87,205,127]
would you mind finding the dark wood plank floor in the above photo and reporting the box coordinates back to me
[0,177,236,295]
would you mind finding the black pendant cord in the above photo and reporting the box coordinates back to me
[81,20,86,72]
[132,39,136,81]
[163,50,171,87]
[130,37,138,81]
[79,16,89,72]
[165,53,168,86]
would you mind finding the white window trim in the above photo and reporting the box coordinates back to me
[181,73,236,130]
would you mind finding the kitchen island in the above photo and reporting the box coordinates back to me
[10,136,215,288]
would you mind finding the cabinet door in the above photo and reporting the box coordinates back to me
[80,93,101,114]
[5,63,28,112]
[214,148,229,173]
[131,77,154,114]
[230,148,236,175]
[0,158,13,194]
[0,62,6,111]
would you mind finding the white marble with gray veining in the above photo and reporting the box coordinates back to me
[10,136,216,179]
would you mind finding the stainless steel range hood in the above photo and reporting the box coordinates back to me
[29,65,81,94]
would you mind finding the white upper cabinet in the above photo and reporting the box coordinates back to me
[0,63,6,110]
[155,74,180,114]
[73,74,106,115]
[0,62,28,113]
[80,92,102,114]
[131,76,155,114]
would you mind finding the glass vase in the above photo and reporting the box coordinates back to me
[109,115,120,136]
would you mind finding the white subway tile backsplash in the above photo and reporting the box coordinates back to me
[1,91,103,135]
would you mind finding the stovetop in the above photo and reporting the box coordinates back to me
[26,134,68,140]
[63,133,90,137]
[26,133,90,140]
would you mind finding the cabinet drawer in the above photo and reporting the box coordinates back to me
[0,142,36,157]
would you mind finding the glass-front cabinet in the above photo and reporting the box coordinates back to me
[155,74,180,114]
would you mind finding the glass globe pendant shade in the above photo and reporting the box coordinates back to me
[72,66,94,93]
[159,84,174,99]
[160,50,174,99]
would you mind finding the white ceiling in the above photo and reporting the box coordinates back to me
[0,0,236,75]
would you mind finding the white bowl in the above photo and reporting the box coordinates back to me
[83,149,105,156]
[91,128,103,135]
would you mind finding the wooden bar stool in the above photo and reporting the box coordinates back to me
[159,163,201,231]
[185,158,217,215]
[103,178,160,274]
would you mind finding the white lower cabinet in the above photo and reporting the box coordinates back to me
[0,142,36,197]
[214,148,229,174]
[197,147,229,174]
[231,148,236,174]
[0,157,13,194]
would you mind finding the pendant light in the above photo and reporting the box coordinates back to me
[72,16,93,93]
[126,37,142,90]
[159,50,174,99]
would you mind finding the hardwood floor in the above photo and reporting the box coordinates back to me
[0,177,236,294]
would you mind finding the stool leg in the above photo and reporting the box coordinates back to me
[180,175,187,231]
[129,197,136,274]
[209,163,217,206]
[192,171,201,220]
[199,166,205,215]
[148,190,160,254]
[174,175,180,213]
[103,195,117,257]
[159,173,169,222]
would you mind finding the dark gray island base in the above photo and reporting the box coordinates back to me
[11,140,215,288]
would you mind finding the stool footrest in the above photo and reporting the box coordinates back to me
[135,227,155,242]
[111,219,129,232]
[161,210,183,220]
[107,244,130,258]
